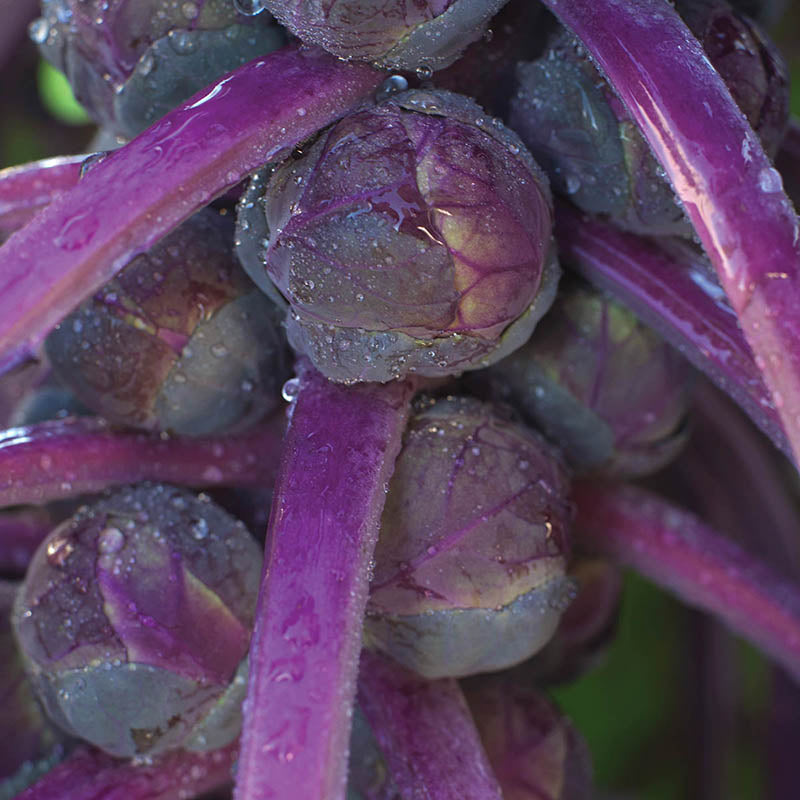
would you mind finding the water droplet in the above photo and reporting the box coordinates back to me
[168,30,197,54]
[234,0,267,15]
[565,173,581,194]
[375,74,408,102]
[210,344,228,358]
[79,151,111,178]
[46,536,74,567]
[181,1,199,19]
[138,51,155,77]
[29,18,50,45]
[282,377,301,402]
[98,527,125,554]
[190,517,209,539]
[416,64,433,80]
[758,167,783,194]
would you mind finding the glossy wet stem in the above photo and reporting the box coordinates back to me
[572,481,800,683]
[542,0,800,465]
[357,650,503,800]
[236,366,414,800]
[0,43,384,372]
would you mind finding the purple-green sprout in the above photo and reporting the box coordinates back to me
[45,209,289,436]
[365,395,573,678]
[32,0,286,138]
[511,0,789,237]
[462,676,594,800]
[240,87,559,383]
[475,277,692,478]
[12,483,262,758]
[263,0,508,72]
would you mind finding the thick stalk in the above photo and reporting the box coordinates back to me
[235,366,414,800]
[0,156,83,236]
[13,744,237,800]
[358,651,503,800]
[542,0,800,465]
[0,414,284,508]
[0,45,384,373]
[572,481,800,683]
[555,201,791,460]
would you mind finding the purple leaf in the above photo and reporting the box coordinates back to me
[0,414,284,508]
[357,650,503,800]
[235,364,414,800]
[572,480,800,683]
[14,743,238,800]
[541,0,800,464]
[0,43,384,373]
[554,200,791,460]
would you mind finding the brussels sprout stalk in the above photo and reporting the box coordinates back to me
[0,414,284,509]
[236,365,415,800]
[542,0,800,466]
[0,44,383,373]
[357,650,503,800]
[572,481,800,683]
[0,156,83,237]
[14,743,238,800]
[554,200,791,461]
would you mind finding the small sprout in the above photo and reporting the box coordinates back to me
[33,0,286,138]
[12,483,262,758]
[241,89,559,383]
[463,676,594,800]
[45,210,288,437]
[264,0,509,72]
[509,0,789,236]
[364,396,573,679]
[475,279,692,478]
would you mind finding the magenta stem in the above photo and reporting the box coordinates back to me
[572,481,800,683]
[13,743,237,800]
[0,44,384,372]
[0,156,84,236]
[542,0,800,465]
[357,650,503,800]
[0,414,284,508]
[235,366,414,800]
[555,201,791,459]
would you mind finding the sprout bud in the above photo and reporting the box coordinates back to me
[45,210,288,437]
[364,396,573,679]
[475,280,692,478]
[509,0,789,236]
[12,483,262,758]
[33,0,286,138]
[264,0,508,72]
[240,89,558,383]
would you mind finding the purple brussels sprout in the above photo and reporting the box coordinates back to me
[11,483,262,759]
[509,0,789,237]
[31,0,286,138]
[263,0,507,72]
[463,677,594,800]
[364,396,573,679]
[475,279,692,478]
[45,209,288,437]
[238,88,559,383]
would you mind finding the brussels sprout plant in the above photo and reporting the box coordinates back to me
[0,0,800,798]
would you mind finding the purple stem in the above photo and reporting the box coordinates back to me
[235,365,414,800]
[572,481,800,683]
[0,508,53,575]
[13,743,238,800]
[357,650,503,800]
[541,0,800,465]
[554,201,791,460]
[0,44,384,373]
[0,156,84,236]
[0,414,284,508]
